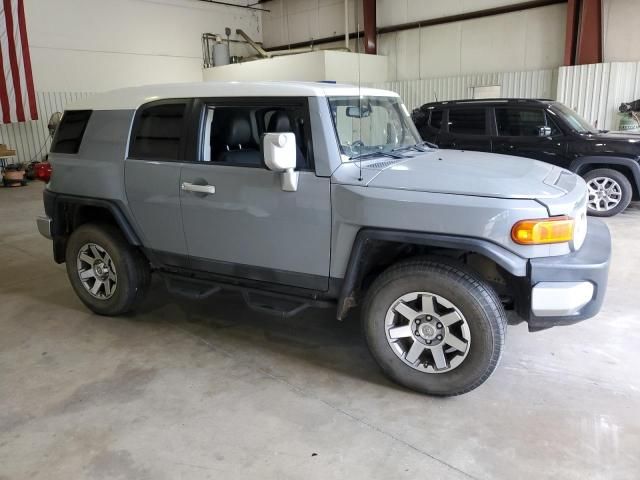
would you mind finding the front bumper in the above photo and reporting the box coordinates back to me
[523,218,611,331]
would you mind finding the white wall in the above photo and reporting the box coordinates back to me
[262,0,566,81]
[25,0,261,92]
[203,50,387,82]
[603,0,640,63]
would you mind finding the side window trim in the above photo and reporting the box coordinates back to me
[127,98,192,162]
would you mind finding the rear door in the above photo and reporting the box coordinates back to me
[179,98,332,291]
[438,107,492,152]
[491,107,567,166]
[124,100,189,264]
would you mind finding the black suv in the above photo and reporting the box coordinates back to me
[412,99,640,217]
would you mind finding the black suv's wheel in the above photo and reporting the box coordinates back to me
[65,223,150,315]
[362,258,506,396]
[583,168,632,217]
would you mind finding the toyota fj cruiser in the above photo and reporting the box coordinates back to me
[37,82,611,396]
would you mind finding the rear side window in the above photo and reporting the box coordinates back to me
[429,109,443,130]
[50,110,92,154]
[448,108,486,135]
[129,102,187,160]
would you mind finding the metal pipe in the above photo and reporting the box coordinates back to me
[236,28,272,58]
[196,0,269,12]
[344,0,349,50]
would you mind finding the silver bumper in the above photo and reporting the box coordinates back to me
[37,215,52,239]
[531,281,595,317]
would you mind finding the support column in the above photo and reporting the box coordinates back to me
[363,0,377,54]
[564,0,602,66]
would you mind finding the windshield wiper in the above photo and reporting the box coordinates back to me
[349,151,405,161]
[392,141,438,153]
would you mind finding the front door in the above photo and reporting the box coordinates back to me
[180,99,332,291]
[491,107,567,166]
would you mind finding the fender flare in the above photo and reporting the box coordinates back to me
[335,228,528,320]
[44,190,142,246]
[570,156,640,190]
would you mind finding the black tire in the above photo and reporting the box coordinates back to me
[583,168,632,217]
[362,258,506,396]
[65,223,150,316]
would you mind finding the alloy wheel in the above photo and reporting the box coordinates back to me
[587,176,622,212]
[384,292,471,373]
[76,243,118,300]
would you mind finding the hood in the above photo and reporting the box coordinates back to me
[334,149,575,199]
[571,131,640,157]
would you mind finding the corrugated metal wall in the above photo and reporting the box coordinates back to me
[368,69,557,111]
[557,62,640,131]
[0,92,93,165]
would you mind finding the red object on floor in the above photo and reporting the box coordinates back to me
[34,161,52,182]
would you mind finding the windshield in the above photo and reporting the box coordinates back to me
[551,103,594,133]
[328,96,422,159]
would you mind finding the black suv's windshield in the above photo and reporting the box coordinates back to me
[328,96,422,160]
[551,103,595,134]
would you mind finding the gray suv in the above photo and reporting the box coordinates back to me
[37,82,611,396]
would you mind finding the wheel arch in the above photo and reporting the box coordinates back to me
[44,190,142,263]
[336,228,527,320]
[571,156,640,199]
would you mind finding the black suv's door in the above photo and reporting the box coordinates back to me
[491,107,567,166]
[438,107,492,152]
[416,107,444,144]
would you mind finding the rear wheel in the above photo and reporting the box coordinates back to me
[584,168,632,217]
[362,258,506,396]
[65,223,150,315]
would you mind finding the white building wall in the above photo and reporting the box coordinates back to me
[25,0,261,92]
[557,61,640,131]
[262,0,566,81]
[603,0,640,63]
[368,69,557,111]
[1,0,260,164]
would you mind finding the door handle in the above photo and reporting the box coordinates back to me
[181,182,216,195]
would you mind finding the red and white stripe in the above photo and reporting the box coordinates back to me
[0,0,37,124]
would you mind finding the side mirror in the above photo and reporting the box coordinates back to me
[538,126,552,137]
[48,112,62,136]
[262,132,298,192]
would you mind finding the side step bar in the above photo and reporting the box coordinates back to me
[162,273,334,318]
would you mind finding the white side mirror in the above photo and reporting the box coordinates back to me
[262,132,298,192]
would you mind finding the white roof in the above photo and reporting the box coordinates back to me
[68,81,400,111]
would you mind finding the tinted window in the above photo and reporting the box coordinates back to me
[496,108,546,136]
[50,110,92,154]
[129,102,187,160]
[429,109,443,130]
[448,108,486,135]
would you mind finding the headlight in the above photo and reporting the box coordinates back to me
[511,216,574,245]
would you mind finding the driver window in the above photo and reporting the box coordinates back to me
[200,102,311,170]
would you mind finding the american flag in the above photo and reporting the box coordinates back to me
[0,0,37,124]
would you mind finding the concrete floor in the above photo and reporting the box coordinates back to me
[1,182,639,480]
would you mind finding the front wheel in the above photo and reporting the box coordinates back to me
[584,168,632,217]
[362,259,506,396]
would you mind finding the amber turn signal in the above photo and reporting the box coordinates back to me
[511,216,574,245]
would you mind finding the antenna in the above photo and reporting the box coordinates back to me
[356,6,363,182]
